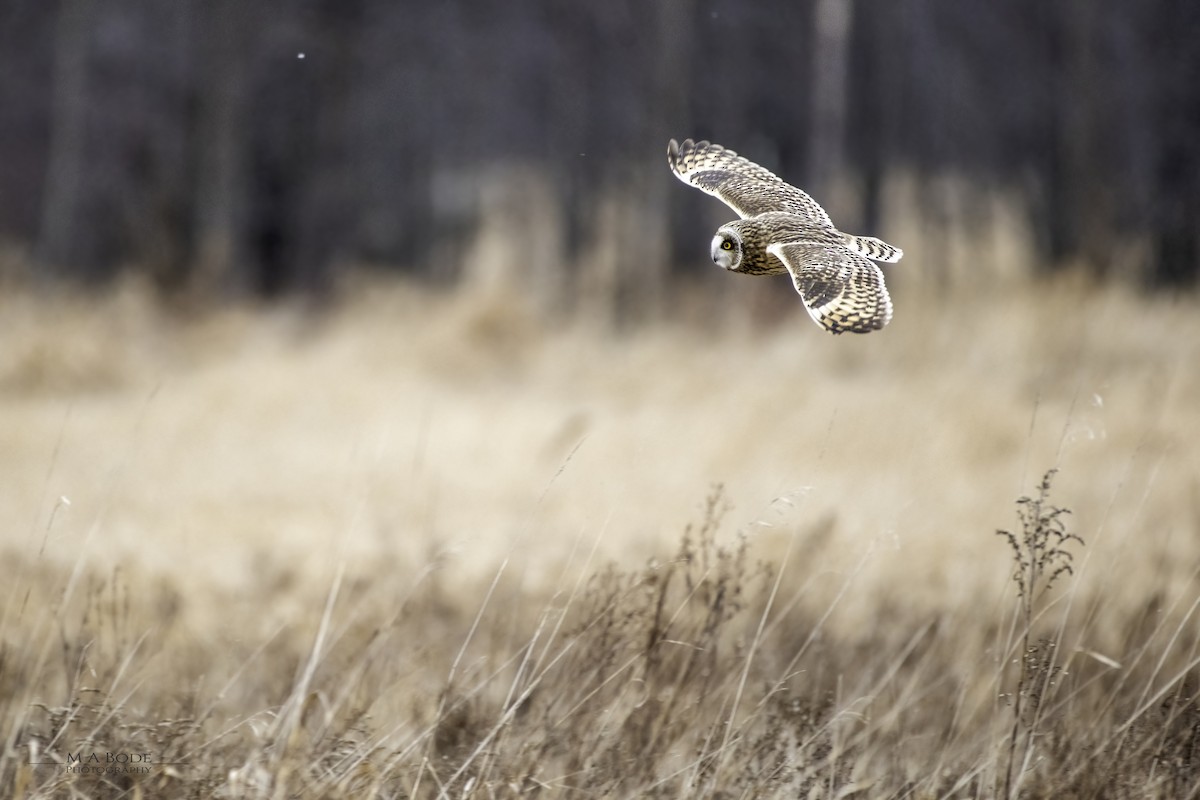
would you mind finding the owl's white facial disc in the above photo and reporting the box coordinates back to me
[711,232,738,270]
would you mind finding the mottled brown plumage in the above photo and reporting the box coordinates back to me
[667,138,904,334]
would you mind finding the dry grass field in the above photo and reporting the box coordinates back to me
[1,273,1198,798]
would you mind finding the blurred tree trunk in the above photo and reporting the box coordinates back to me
[809,0,853,213]
[1037,0,1103,276]
[635,0,693,322]
[1056,0,1107,273]
[144,1,199,292]
[545,7,592,316]
[35,0,94,281]
[854,0,900,235]
[1150,0,1200,287]
[189,0,249,297]
[291,0,365,299]
[356,2,436,279]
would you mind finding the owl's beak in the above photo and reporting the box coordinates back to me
[711,235,734,269]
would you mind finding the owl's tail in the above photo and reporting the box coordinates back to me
[844,234,903,263]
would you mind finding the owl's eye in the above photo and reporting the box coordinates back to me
[721,240,734,251]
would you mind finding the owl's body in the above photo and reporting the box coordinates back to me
[712,214,847,275]
[667,138,903,334]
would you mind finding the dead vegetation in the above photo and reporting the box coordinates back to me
[1,278,1199,797]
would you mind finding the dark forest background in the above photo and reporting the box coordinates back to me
[1,0,1198,312]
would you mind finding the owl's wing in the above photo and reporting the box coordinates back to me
[767,242,893,334]
[667,139,834,226]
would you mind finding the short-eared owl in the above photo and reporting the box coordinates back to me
[667,138,903,334]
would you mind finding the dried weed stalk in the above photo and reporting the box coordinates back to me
[996,468,1083,799]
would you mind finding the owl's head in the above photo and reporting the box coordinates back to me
[710,224,744,270]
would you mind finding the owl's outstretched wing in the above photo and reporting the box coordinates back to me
[667,138,834,227]
[767,242,893,334]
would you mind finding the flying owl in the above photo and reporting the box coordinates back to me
[667,138,903,334]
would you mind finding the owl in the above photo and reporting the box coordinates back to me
[667,138,903,334]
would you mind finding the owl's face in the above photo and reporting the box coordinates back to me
[710,227,742,270]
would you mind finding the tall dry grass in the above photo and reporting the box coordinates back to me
[1,271,1198,797]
